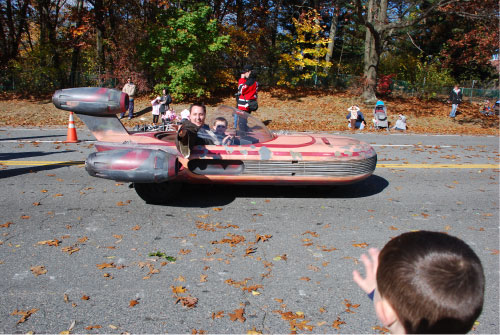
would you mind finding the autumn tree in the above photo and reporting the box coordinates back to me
[0,0,30,67]
[353,0,469,103]
[277,9,331,87]
[436,0,499,82]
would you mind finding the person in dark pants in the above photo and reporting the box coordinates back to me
[235,64,258,131]
[121,77,136,119]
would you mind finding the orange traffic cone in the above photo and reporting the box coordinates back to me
[64,112,79,143]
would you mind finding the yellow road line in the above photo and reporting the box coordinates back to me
[378,163,499,169]
[0,160,85,166]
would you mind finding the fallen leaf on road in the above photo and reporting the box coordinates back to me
[85,325,102,330]
[77,236,88,243]
[229,308,246,323]
[245,247,257,255]
[31,266,47,276]
[352,242,368,248]
[247,327,262,334]
[302,231,319,237]
[256,234,272,242]
[1,222,13,228]
[372,325,390,333]
[132,225,141,230]
[176,295,198,308]
[61,246,80,255]
[212,311,224,319]
[37,239,60,246]
[11,308,38,324]
[332,317,345,329]
[171,286,186,294]
[96,263,115,269]
[242,284,263,292]
[81,295,90,300]
[344,299,360,313]
[129,299,139,307]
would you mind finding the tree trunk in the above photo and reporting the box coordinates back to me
[235,0,244,28]
[325,8,339,71]
[94,0,106,76]
[70,0,83,87]
[361,0,378,103]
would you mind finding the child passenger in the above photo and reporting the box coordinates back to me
[353,231,484,334]
[212,117,237,145]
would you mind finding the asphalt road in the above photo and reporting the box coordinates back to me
[0,127,498,334]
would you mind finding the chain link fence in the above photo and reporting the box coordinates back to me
[0,71,120,93]
[1,70,499,102]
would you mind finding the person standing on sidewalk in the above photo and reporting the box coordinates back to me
[448,85,462,118]
[121,77,136,119]
[235,64,258,130]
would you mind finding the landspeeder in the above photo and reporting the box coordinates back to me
[52,87,377,204]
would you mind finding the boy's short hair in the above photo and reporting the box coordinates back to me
[213,117,228,126]
[377,231,484,334]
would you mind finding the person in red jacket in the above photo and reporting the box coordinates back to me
[237,64,258,112]
[235,64,258,130]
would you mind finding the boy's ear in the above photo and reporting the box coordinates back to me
[375,298,399,328]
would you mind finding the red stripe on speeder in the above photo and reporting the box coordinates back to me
[252,136,316,148]
[191,149,361,158]
[110,150,151,170]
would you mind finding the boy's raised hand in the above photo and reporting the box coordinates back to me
[352,248,380,294]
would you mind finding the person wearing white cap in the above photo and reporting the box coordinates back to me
[346,105,365,130]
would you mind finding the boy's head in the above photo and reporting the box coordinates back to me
[213,117,228,134]
[376,231,484,334]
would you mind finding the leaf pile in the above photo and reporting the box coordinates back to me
[0,89,497,135]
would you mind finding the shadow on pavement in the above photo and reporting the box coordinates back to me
[164,174,388,207]
[0,162,82,179]
[0,134,66,141]
[0,150,75,160]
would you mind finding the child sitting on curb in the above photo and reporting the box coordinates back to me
[353,231,484,334]
[391,114,407,131]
